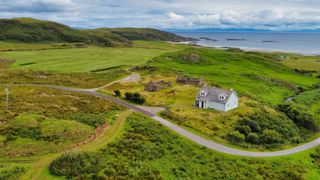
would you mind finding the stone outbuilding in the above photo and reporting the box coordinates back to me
[176,76,204,86]
[144,80,172,92]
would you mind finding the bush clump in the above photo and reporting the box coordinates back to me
[68,113,106,127]
[114,90,121,97]
[0,166,25,180]
[260,129,283,144]
[3,127,41,142]
[246,133,259,144]
[49,152,102,178]
[310,147,320,168]
[278,103,319,132]
[179,52,201,63]
[227,131,245,143]
[125,92,145,104]
[229,110,305,148]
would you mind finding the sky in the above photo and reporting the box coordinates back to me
[0,0,320,30]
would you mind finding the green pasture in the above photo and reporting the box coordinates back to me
[0,41,186,73]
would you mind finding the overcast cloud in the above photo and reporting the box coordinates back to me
[0,0,319,30]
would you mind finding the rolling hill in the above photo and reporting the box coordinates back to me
[104,28,192,41]
[0,18,192,47]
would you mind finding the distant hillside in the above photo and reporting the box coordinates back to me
[0,18,191,46]
[99,28,194,42]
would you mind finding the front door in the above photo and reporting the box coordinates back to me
[195,101,199,107]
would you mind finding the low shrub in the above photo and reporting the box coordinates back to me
[3,127,41,140]
[160,109,185,125]
[49,152,102,178]
[260,129,283,144]
[125,92,145,104]
[310,147,320,168]
[68,113,106,127]
[231,110,304,147]
[4,134,17,143]
[235,125,251,135]
[239,118,261,133]
[278,103,319,132]
[246,133,259,144]
[227,131,245,143]
[0,166,25,180]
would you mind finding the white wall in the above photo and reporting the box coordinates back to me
[225,93,238,111]
[207,101,225,111]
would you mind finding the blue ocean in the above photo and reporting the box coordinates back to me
[176,32,320,55]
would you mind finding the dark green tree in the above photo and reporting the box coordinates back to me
[114,90,121,97]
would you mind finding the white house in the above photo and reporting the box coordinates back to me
[195,86,238,112]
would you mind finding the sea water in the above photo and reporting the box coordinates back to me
[176,32,320,55]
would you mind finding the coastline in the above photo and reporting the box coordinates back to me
[170,41,319,56]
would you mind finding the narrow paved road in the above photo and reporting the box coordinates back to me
[9,84,320,157]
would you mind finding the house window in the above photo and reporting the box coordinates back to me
[219,94,226,100]
[200,91,207,96]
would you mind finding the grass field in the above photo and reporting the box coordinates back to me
[0,41,88,52]
[0,51,130,89]
[0,68,129,88]
[293,89,320,122]
[279,53,320,72]
[0,41,186,73]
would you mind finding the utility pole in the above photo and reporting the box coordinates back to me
[4,86,9,110]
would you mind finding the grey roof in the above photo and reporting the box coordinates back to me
[195,86,236,104]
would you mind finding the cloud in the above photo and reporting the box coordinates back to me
[0,0,74,13]
[161,9,320,30]
[0,0,319,30]
[195,14,220,25]
[41,0,73,5]
[166,12,185,21]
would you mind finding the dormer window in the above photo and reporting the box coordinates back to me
[200,91,207,96]
[218,94,226,100]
